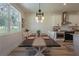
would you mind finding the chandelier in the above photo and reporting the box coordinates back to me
[35,3,44,23]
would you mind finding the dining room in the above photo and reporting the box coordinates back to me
[1,3,79,56]
[9,3,79,56]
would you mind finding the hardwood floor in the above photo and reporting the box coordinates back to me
[9,38,75,56]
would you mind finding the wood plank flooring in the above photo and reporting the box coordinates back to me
[9,39,75,56]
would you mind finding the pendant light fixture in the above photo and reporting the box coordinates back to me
[35,3,44,23]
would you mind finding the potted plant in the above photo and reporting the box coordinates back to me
[37,30,41,37]
[25,29,29,32]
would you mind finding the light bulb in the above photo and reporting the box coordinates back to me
[40,20,43,23]
[35,16,38,20]
[40,19,44,23]
[42,16,44,20]
[36,19,39,23]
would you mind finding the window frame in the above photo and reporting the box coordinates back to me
[0,3,22,35]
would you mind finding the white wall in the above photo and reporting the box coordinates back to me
[69,13,79,26]
[11,4,79,33]
[24,13,62,34]
[22,12,79,34]
[0,32,23,56]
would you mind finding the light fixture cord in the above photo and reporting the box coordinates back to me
[39,3,40,9]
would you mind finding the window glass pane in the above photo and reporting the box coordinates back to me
[10,6,21,32]
[0,3,21,35]
[0,4,8,34]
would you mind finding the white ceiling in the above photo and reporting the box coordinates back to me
[18,3,79,13]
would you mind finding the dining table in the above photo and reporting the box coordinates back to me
[32,36,47,56]
[19,34,60,56]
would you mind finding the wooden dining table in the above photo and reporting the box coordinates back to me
[19,34,60,56]
[32,37,47,56]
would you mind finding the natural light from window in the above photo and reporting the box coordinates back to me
[0,3,21,35]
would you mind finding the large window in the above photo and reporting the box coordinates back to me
[10,5,21,32]
[0,3,21,34]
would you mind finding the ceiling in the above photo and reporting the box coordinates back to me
[16,3,79,13]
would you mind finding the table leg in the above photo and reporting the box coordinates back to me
[34,47,47,56]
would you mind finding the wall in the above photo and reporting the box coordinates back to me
[24,13,62,34]
[0,32,23,56]
[60,12,79,31]
[69,12,79,26]
[11,4,79,33]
